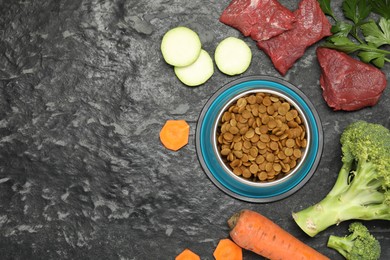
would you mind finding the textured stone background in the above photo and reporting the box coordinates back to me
[0,0,389,259]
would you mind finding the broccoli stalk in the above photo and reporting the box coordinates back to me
[327,222,381,260]
[292,121,390,237]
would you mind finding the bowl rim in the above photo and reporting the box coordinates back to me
[195,75,323,202]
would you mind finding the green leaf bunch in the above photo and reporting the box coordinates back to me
[318,0,390,67]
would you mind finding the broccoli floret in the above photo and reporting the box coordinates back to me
[327,222,381,260]
[293,120,390,236]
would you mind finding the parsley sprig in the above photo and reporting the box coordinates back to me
[319,0,390,68]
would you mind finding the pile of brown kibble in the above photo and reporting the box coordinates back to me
[217,92,307,182]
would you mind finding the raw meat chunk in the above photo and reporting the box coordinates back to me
[257,0,332,75]
[317,47,387,111]
[219,0,296,41]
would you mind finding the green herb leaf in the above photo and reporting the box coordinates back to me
[369,0,390,19]
[372,55,386,67]
[358,50,386,66]
[323,36,362,52]
[318,0,337,20]
[331,21,354,37]
[361,18,390,46]
[321,0,390,68]
[342,0,372,25]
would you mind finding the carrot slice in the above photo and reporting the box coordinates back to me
[228,210,330,260]
[175,248,200,260]
[159,120,190,151]
[213,238,242,260]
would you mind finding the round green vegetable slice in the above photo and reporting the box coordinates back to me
[174,49,214,87]
[161,26,202,67]
[215,37,252,76]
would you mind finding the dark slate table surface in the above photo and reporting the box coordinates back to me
[1,0,389,259]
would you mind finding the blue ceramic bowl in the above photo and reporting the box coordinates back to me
[196,76,323,202]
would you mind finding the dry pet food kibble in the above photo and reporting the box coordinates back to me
[217,92,307,182]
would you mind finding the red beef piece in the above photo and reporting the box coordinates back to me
[317,47,387,111]
[219,0,296,41]
[257,0,332,75]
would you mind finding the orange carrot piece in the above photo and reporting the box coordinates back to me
[159,120,189,151]
[213,238,242,260]
[228,210,330,260]
[175,248,200,260]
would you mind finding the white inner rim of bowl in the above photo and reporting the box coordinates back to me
[212,89,311,187]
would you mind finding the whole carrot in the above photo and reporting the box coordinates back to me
[228,210,329,260]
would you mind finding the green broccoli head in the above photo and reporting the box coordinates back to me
[338,121,390,208]
[327,222,381,260]
[340,121,390,183]
[293,121,390,237]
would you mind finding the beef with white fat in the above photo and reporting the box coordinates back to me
[219,0,296,42]
[257,0,331,75]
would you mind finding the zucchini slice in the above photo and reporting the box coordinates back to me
[174,49,214,87]
[215,37,252,76]
[161,26,202,67]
